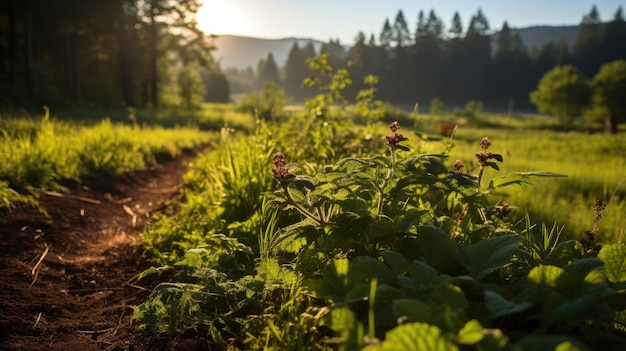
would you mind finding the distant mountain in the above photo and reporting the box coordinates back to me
[212,35,324,70]
[500,25,580,51]
[213,25,581,70]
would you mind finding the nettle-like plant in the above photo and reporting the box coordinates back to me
[264,122,626,350]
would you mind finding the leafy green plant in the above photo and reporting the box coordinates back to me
[133,60,626,350]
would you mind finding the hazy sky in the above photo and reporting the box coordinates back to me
[197,0,625,43]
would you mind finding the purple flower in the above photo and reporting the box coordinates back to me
[385,121,409,151]
[272,152,295,181]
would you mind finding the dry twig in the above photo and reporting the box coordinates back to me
[30,244,49,286]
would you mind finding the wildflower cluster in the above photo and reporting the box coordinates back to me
[582,199,606,253]
[385,121,410,151]
[271,152,295,182]
[452,160,464,174]
[475,137,503,170]
[589,198,606,235]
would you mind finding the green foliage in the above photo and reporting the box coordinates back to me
[133,60,626,350]
[237,82,292,120]
[591,60,626,132]
[446,127,626,242]
[530,65,592,123]
[0,108,212,209]
[131,113,626,350]
[178,63,207,109]
[355,75,386,123]
[303,53,352,119]
[430,98,445,115]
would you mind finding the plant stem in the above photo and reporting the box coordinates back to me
[377,149,396,216]
[477,165,485,188]
[282,183,325,226]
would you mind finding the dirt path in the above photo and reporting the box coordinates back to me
[0,148,206,351]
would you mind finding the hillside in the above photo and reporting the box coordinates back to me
[212,25,581,70]
[506,25,579,51]
[213,35,324,70]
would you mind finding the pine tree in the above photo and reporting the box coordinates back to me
[284,42,306,98]
[449,12,463,38]
[392,10,411,47]
[257,53,280,86]
[574,5,604,75]
[415,10,426,39]
[425,10,444,38]
[380,18,393,47]
[601,6,626,62]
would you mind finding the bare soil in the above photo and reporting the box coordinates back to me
[0,148,214,351]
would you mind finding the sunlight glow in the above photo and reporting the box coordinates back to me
[196,1,256,36]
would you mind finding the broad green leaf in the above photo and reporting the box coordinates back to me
[457,319,484,345]
[380,251,409,275]
[287,186,307,203]
[483,290,532,319]
[555,341,585,351]
[315,172,346,183]
[309,181,337,196]
[352,256,396,286]
[563,258,603,280]
[429,283,468,310]
[454,234,522,281]
[392,299,433,323]
[488,172,567,191]
[256,258,296,285]
[378,322,459,351]
[337,157,375,172]
[322,306,357,331]
[527,265,578,296]
[527,266,609,322]
[307,257,394,303]
[550,283,609,320]
[416,225,457,273]
[598,244,626,283]
[333,187,352,201]
[137,266,173,281]
[518,335,590,351]
[396,209,429,233]
[407,260,438,285]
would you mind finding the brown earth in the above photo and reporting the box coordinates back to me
[0,148,215,351]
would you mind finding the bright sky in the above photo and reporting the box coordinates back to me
[197,1,625,44]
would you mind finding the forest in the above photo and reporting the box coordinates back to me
[1,2,626,113]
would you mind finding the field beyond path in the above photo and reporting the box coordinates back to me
[0,148,206,351]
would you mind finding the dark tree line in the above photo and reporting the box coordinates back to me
[231,5,626,112]
[0,0,228,109]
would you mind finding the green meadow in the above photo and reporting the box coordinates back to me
[443,122,626,243]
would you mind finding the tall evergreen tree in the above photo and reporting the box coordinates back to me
[425,10,444,38]
[461,9,492,99]
[413,9,445,100]
[573,5,604,75]
[449,12,463,38]
[257,53,280,86]
[284,42,306,98]
[321,39,346,68]
[600,6,626,62]
[301,42,317,61]
[380,18,393,47]
[494,22,532,108]
[392,10,411,47]
[415,10,426,38]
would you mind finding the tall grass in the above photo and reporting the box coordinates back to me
[0,108,213,209]
[444,127,626,242]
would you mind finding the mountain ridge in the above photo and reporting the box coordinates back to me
[213,25,580,70]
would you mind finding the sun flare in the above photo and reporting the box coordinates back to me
[196,1,255,36]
